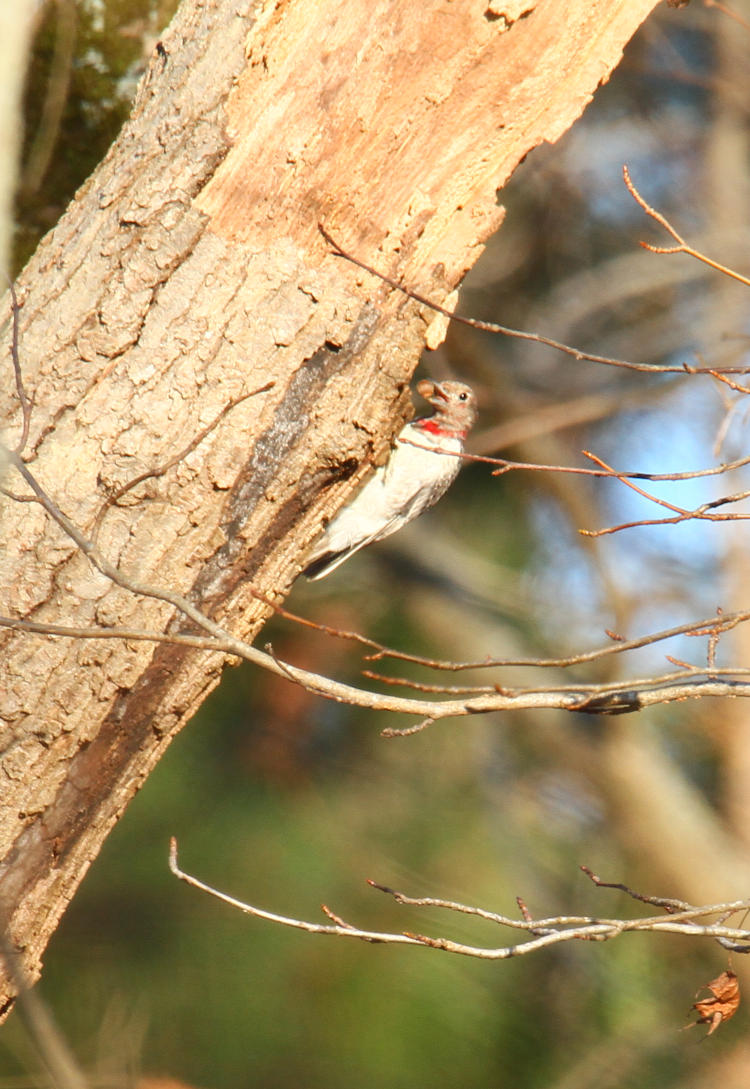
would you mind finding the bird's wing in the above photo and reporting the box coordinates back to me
[303,528,388,580]
[303,508,415,580]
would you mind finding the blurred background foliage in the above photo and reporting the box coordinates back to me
[5,0,750,1087]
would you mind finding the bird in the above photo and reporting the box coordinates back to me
[303,378,477,580]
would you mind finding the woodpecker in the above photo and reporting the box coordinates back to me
[303,379,477,580]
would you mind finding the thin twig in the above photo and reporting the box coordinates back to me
[487,450,750,483]
[582,509,750,538]
[6,606,750,709]
[381,717,435,738]
[365,664,750,702]
[580,450,750,536]
[91,383,274,540]
[361,669,494,695]
[168,838,412,947]
[6,601,750,697]
[704,0,750,31]
[584,450,702,517]
[0,925,88,1089]
[708,370,750,396]
[403,437,750,483]
[580,866,691,913]
[249,585,384,654]
[169,841,750,961]
[369,881,553,932]
[318,224,750,375]
[624,164,750,287]
[0,613,241,652]
[4,278,32,455]
[345,608,750,675]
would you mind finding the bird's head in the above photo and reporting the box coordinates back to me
[416,379,477,436]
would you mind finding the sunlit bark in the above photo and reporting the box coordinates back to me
[0,0,660,1015]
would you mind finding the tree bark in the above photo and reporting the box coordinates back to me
[0,0,661,1015]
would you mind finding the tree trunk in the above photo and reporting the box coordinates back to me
[0,0,660,1015]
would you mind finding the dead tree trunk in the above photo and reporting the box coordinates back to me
[0,0,660,1014]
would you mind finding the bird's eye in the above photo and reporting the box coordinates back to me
[459,392,468,401]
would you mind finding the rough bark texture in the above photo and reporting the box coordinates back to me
[0,0,660,1014]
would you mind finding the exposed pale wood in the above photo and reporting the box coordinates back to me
[0,0,660,1014]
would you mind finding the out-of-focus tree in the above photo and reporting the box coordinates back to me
[0,3,36,272]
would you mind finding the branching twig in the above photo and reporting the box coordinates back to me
[582,866,750,953]
[249,585,385,655]
[256,591,750,676]
[580,450,750,536]
[364,665,750,701]
[168,840,750,961]
[6,584,750,719]
[624,165,750,287]
[319,224,750,375]
[582,508,750,537]
[481,449,750,484]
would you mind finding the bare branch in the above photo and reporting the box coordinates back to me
[168,838,418,948]
[267,597,750,677]
[169,841,750,961]
[7,553,750,721]
[380,718,435,738]
[402,434,750,489]
[580,449,750,536]
[624,164,750,287]
[249,585,385,655]
[707,369,750,396]
[704,0,750,32]
[7,594,750,714]
[0,613,238,652]
[481,449,750,484]
[318,224,750,376]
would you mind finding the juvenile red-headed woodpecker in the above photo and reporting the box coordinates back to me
[303,379,477,580]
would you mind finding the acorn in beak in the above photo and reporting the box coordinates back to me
[416,379,448,405]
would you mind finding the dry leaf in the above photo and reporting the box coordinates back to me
[688,969,740,1036]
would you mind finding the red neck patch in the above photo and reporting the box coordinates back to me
[415,418,466,440]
